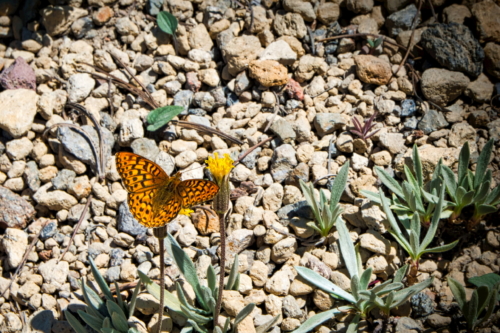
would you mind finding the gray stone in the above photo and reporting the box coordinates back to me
[314,113,347,136]
[0,186,35,229]
[30,310,54,333]
[173,90,194,114]
[417,110,449,135]
[67,73,95,102]
[271,144,298,183]
[117,201,148,236]
[51,169,76,191]
[410,292,434,317]
[385,4,420,37]
[131,138,160,161]
[270,118,296,144]
[24,161,40,192]
[282,295,303,318]
[0,89,38,138]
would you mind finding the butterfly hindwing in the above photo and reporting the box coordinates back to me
[116,152,168,193]
[128,190,182,228]
[177,179,219,207]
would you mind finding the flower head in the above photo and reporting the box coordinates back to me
[179,208,194,217]
[205,152,234,215]
[205,152,234,185]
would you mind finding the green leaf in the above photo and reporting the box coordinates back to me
[290,307,346,333]
[469,273,500,292]
[465,289,479,330]
[107,300,129,332]
[419,186,445,253]
[473,180,491,204]
[441,165,457,201]
[336,217,358,279]
[157,11,178,35]
[146,105,184,131]
[295,266,356,303]
[138,271,183,315]
[256,314,281,333]
[81,280,107,319]
[101,329,119,333]
[477,283,500,327]
[476,285,490,315]
[207,265,217,295]
[187,319,209,333]
[89,257,115,302]
[113,281,126,316]
[330,161,349,212]
[422,240,458,255]
[127,280,141,319]
[475,204,497,216]
[359,267,372,291]
[65,311,89,333]
[458,141,470,184]
[346,314,360,333]
[226,255,239,291]
[412,145,423,187]
[474,139,494,189]
[78,310,104,332]
[181,304,211,325]
[165,234,208,311]
[394,265,408,283]
[300,180,324,233]
[360,190,381,204]
[375,166,405,199]
[234,303,255,327]
[448,277,466,310]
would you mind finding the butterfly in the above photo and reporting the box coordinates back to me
[115,152,220,228]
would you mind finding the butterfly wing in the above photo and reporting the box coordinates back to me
[116,152,168,193]
[128,190,182,228]
[177,179,219,207]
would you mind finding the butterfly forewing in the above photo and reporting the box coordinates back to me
[116,152,168,193]
[177,179,219,207]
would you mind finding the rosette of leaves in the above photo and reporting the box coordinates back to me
[65,257,141,333]
[139,234,276,333]
[349,112,380,142]
[441,139,500,228]
[361,37,383,55]
[299,161,349,237]
[293,217,432,333]
[362,145,451,226]
[448,274,500,332]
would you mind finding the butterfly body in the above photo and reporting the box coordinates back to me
[115,152,219,228]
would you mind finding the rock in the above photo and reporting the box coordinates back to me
[0,186,35,229]
[443,4,471,24]
[286,79,304,101]
[411,292,434,317]
[427,314,452,328]
[273,11,307,39]
[271,144,298,183]
[265,269,290,296]
[0,57,36,91]
[295,55,328,83]
[33,183,78,210]
[379,133,406,154]
[354,55,392,85]
[314,113,347,137]
[464,73,494,103]
[417,110,449,135]
[270,118,296,143]
[448,123,476,148]
[198,69,219,87]
[1,228,28,268]
[6,137,33,161]
[283,0,315,21]
[471,2,500,43]
[115,17,139,36]
[67,73,96,103]
[396,145,459,180]
[395,317,423,333]
[347,0,374,14]
[93,6,113,25]
[359,230,391,255]
[222,290,245,317]
[41,6,88,36]
[221,35,262,76]
[260,40,297,66]
[421,23,484,78]
[271,238,297,264]
[370,150,392,166]
[131,138,159,161]
[420,68,470,106]
[484,43,500,79]
[248,60,288,87]
[0,89,38,138]
[317,2,340,25]
[117,202,148,236]
[250,261,269,287]
[468,111,489,128]
[385,4,420,37]
[226,229,254,255]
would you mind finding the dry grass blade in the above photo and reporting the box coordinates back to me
[1,220,50,298]
[58,194,93,264]
[234,136,274,166]
[172,120,244,145]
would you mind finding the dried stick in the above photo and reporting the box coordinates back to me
[58,194,93,263]
[1,220,50,298]
[234,136,274,165]
[213,212,227,328]
[171,120,244,145]
[107,77,115,117]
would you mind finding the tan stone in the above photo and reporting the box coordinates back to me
[354,55,392,85]
[249,60,288,87]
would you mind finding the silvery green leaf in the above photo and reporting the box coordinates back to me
[103,317,111,328]
[65,311,88,333]
[290,307,347,333]
[346,314,360,333]
[351,275,360,300]
[476,285,490,315]
[234,303,255,327]
[359,267,372,291]
[458,141,470,184]
[447,277,466,310]
[336,217,358,278]
[419,186,445,253]
[138,271,183,315]
[81,280,106,319]
[255,314,280,333]
[477,283,500,327]
[181,304,211,325]
[108,300,129,332]
[226,255,239,290]
[360,190,381,204]
[89,257,114,302]
[77,310,104,332]
[222,317,230,333]
[187,319,209,333]
[422,240,458,255]
[329,161,349,212]
[180,326,194,333]
[207,265,217,295]
[393,278,433,305]
[113,281,127,315]
[375,166,404,199]
[473,180,491,204]
[394,265,408,283]
[127,279,141,319]
[157,11,178,35]
[101,328,118,333]
[412,145,423,186]
[128,328,141,333]
[295,266,355,303]
[214,327,223,333]
[474,139,493,189]
[465,290,479,330]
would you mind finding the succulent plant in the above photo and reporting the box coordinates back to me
[65,257,142,333]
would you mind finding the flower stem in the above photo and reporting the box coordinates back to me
[214,212,226,328]
[153,226,167,333]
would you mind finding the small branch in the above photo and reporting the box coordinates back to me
[107,78,115,117]
[214,212,227,328]
[234,136,274,166]
[307,26,316,56]
[59,194,93,263]
[263,94,282,133]
[1,220,50,298]
[153,226,167,333]
[171,120,244,145]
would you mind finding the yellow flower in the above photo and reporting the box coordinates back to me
[179,208,194,217]
[205,152,234,184]
[205,152,234,215]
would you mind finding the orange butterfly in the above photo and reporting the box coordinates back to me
[115,152,219,228]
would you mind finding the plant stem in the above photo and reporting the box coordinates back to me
[153,226,167,333]
[214,212,227,328]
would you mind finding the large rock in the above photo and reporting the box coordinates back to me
[221,35,262,76]
[0,186,35,229]
[421,23,484,78]
[260,40,297,66]
[385,4,420,37]
[0,89,38,138]
[282,0,316,21]
[354,55,392,85]
[1,228,28,268]
[396,145,459,180]
[0,57,36,90]
[484,43,500,79]
[420,68,469,106]
[273,11,307,39]
[471,1,500,43]
[248,60,288,87]
[41,6,88,36]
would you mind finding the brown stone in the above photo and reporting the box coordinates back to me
[471,1,500,43]
[249,60,288,87]
[354,55,391,85]
[484,42,500,79]
[191,207,219,235]
[93,6,114,25]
